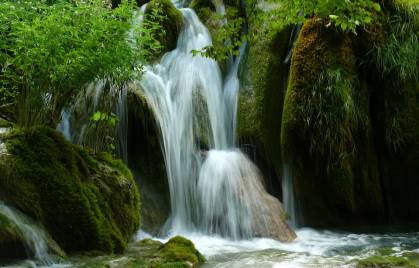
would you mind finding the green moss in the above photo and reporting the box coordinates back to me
[281,19,385,226]
[0,127,140,254]
[156,236,206,265]
[360,1,419,223]
[144,0,183,58]
[357,255,417,268]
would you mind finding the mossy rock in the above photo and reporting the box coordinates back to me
[153,236,205,267]
[71,237,205,268]
[356,255,418,268]
[0,127,140,254]
[144,0,184,59]
[281,19,385,226]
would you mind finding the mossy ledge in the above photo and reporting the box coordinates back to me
[0,127,140,254]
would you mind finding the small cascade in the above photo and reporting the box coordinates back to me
[282,164,298,228]
[116,85,129,163]
[0,202,55,265]
[223,43,247,146]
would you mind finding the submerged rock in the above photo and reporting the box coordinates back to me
[0,127,140,254]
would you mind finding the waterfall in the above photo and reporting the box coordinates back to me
[0,203,54,265]
[116,86,129,163]
[137,3,295,241]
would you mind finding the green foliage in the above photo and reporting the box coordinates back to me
[88,111,120,152]
[0,0,161,126]
[192,8,245,61]
[254,0,381,36]
[144,0,183,59]
[0,127,140,254]
[372,13,418,81]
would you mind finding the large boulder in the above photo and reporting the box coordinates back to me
[0,127,140,254]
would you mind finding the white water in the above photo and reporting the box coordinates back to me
[143,228,419,268]
[136,3,292,239]
[0,203,53,265]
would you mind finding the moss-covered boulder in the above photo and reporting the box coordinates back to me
[153,236,206,266]
[281,19,386,226]
[144,0,184,58]
[0,127,140,254]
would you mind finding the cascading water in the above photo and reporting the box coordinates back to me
[0,202,55,265]
[136,3,295,241]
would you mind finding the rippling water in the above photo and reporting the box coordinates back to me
[150,228,419,268]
